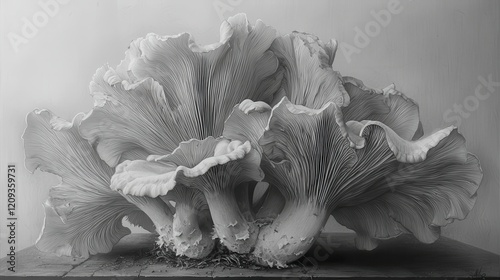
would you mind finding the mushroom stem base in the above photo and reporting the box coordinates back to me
[253,202,329,267]
[205,191,258,254]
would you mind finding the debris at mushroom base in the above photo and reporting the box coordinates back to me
[149,239,310,270]
[150,240,261,270]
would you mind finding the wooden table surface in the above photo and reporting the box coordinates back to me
[0,233,498,279]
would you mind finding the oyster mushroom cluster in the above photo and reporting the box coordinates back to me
[23,14,482,268]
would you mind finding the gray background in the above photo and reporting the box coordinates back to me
[0,0,498,257]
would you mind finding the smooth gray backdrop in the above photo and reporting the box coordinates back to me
[0,0,498,257]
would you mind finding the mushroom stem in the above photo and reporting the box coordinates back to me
[253,201,329,267]
[120,195,174,247]
[171,201,214,258]
[255,185,285,222]
[235,182,256,221]
[205,190,258,253]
